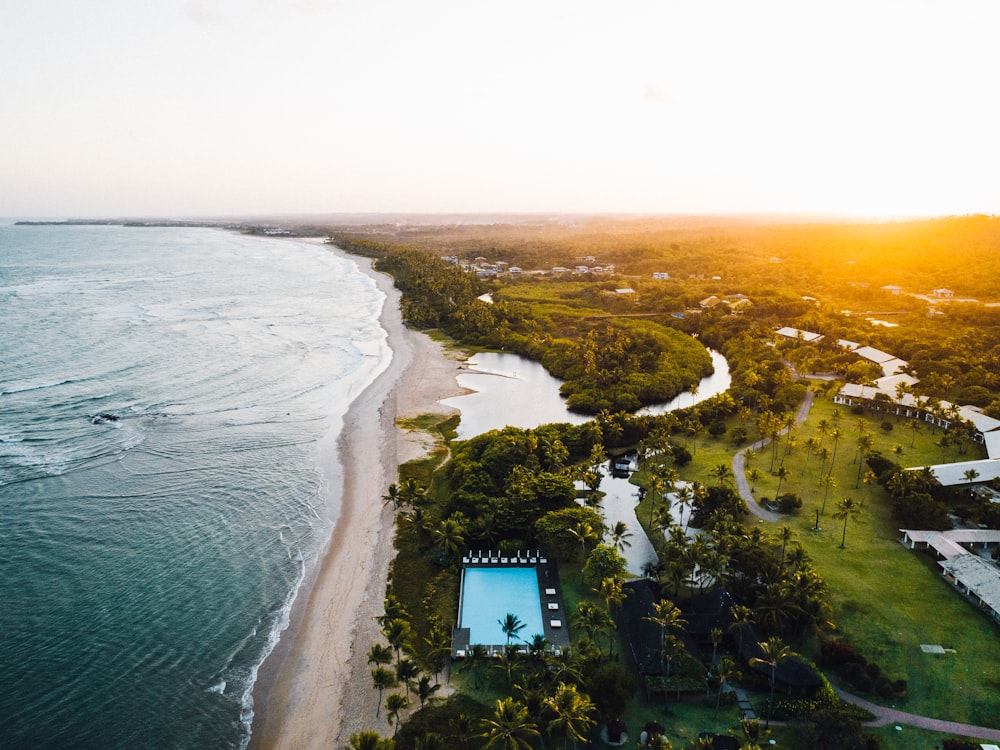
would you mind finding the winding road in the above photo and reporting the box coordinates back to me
[732,390,814,523]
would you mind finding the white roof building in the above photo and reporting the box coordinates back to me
[907,458,1000,487]
[900,529,1000,623]
[775,326,824,342]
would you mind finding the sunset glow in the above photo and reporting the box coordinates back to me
[3,0,998,218]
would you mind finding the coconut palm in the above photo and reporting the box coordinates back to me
[749,637,791,729]
[833,496,862,548]
[371,667,396,717]
[643,599,686,685]
[776,525,794,566]
[819,474,837,516]
[433,516,466,562]
[381,483,401,510]
[385,692,411,735]
[728,604,753,659]
[381,618,411,665]
[712,463,733,488]
[395,657,419,696]
[746,467,763,493]
[773,465,789,499]
[367,643,393,668]
[545,682,596,750]
[414,674,441,708]
[346,730,394,750]
[609,521,633,553]
[499,613,526,647]
[462,643,488,690]
[397,477,426,506]
[713,656,740,719]
[568,521,599,565]
[478,697,539,750]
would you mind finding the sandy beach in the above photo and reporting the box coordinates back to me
[249,249,467,749]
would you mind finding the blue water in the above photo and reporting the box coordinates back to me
[459,568,544,647]
[0,224,390,749]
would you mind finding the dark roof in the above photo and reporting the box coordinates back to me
[682,589,735,637]
[620,579,663,675]
[731,622,822,688]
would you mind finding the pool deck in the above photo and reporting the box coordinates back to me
[452,552,571,658]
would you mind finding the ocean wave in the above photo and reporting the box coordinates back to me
[1,377,80,396]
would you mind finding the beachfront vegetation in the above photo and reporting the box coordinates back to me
[329,215,1000,750]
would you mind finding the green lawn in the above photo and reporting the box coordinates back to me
[630,392,1000,737]
[738,395,1000,728]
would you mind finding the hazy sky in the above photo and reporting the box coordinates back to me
[3,1,998,218]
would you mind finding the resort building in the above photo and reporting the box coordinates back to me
[900,530,1000,623]
[775,326,823,343]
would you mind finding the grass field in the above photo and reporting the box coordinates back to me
[635,392,1000,733]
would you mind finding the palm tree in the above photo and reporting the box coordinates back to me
[545,682,596,750]
[596,575,626,622]
[828,428,843,475]
[433,517,465,563]
[773,465,789,499]
[776,525,794,566]
[367,643,393,668]
[346,730,394,750]
[713,656,740,719]
[854,433,875,487]
[382,618,411,665]
[371,667,396,717]
[385,692,410,735]
[747,467,763,493]
[499,613,526,647]
[728,605,752,659]
[819,474,837,516]
[712,463,733,488]
[574,600,614,655]
[749,637,791,729]
[674,485,694,533]
[414,674,441,709]
[397,477,426,507]
[643,599,686,685]
[833,496,861,549]
[395,657,419,696]
[462,643,488,689]
[609,521,633,553]
[478,697,539,750]
[568,521,599,566]
[381,483,401,510]
[964,468,981,484]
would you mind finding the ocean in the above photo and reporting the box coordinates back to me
[0,224,391,749]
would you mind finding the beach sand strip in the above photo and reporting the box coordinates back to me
[249,249,467,749]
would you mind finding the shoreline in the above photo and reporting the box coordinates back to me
[249,246,467,749]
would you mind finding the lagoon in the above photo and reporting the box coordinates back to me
[443,348,731,440]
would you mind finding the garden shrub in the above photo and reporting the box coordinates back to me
[777,492,803,513]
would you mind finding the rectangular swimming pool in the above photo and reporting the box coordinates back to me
[459,567,545,648]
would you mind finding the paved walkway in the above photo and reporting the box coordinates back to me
[836,689,1000,741]
[732,390,814,523]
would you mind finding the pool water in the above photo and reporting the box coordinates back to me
[459,567,545,647]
